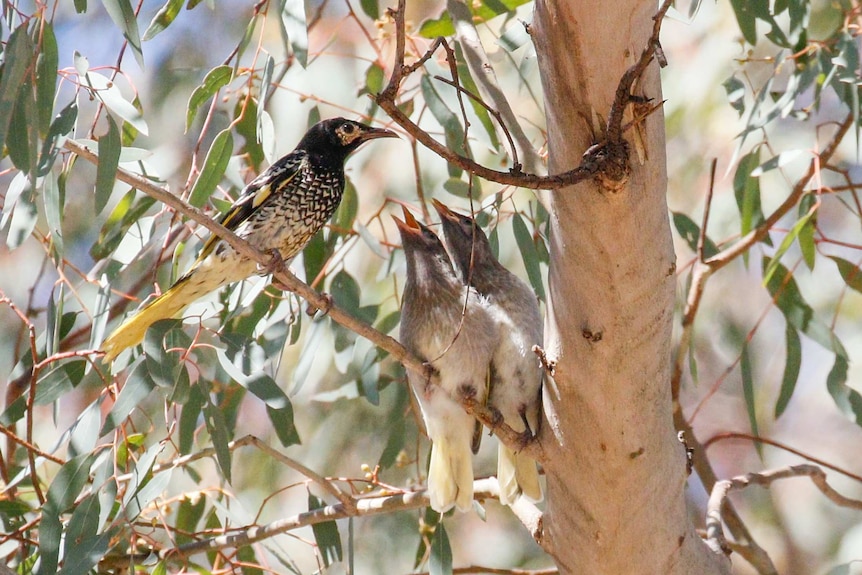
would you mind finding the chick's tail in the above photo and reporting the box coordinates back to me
[427,436,474,513]
[497,444,543,506]
[101,272,213,363]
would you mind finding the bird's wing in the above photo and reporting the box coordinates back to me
[194,152,308,264]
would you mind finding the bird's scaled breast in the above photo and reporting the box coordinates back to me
[238,168,344,260]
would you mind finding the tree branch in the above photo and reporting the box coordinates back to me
[377,0,675,190]
[706,464,862,556]
[62,139,543,463]
[99,477,510,569]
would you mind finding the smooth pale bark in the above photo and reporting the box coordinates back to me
[531,1,730,573]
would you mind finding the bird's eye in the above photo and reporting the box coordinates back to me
[341,123,356,134]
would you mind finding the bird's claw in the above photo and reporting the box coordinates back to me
[515,429,537,452]
[305,293,334,316]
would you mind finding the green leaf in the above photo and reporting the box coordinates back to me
[36,22,59,134]
[511,212,545,301]
[95,115,121,215]
[100,357,156,435]
[90,190,156,260]
[309,493,342,566]
[143,319,185,389]
[733,150,767,239]
[282,0,309,67]
[762,211,815,286]
[377,386,409,468]
[43,169,64,254]
[671,212,719,258]
[74,0,87,11]
[38,101,78,176]
[330,270,361,313]
[200,381,233,482]
[429,522,453,575]
[36,512,62,575]
[86,71,149,135]
[235,97,265,170]
[58,495,112,575]
[739,339,760,455]
[0,24,35,157]
[762,257,845,356]
[419,0,530,38]
[750,150,804,176]
[100,0,144,67]
[499,21,531,52]
[723,75,746,117]
[143,0,185,40]
[179,385,204,455]
[829,256,862,293]
[414,508,441,568]
[8,79,38,176]
[6,190,39,250]
[175,493,207,545]
[215,348,300,446]
[774,325,801,419]
[453,43,500,151]
[45,453,96,515]
[189,128,233,208]
[186,65,232,132]
[825,355,862,426]
[359,0,378,19]
[729,0,762,45]
[421,75,467,178]
[333,178,358,232]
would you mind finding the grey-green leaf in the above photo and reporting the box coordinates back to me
[186,65,232,132]
[95,114,121,215]
[429,522,453,575]
[511,212,545,301]
[189,128,233,208]
[774,324,801,419]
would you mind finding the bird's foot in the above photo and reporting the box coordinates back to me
[515,429,537,452]
[266,249,290,289]
[486,406,504,428]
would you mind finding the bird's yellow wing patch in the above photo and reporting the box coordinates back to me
[192,156,304,265]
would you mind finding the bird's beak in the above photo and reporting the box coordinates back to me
[360,125,399,142]
[393,206,423,238]
[431,198,459,224]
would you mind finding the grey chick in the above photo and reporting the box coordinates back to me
[395,206,499,513]
[433,199,543,506]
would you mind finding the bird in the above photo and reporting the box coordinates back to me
[433,199,543,506]
[395,206,500,513]
[101,118,397,362]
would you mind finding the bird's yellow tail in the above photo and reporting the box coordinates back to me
[497,444,543,506]
[101,276,202,363]
[427,436,475,513]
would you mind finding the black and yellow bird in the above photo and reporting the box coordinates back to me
[101,118,397,362]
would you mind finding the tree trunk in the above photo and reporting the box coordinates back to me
[531,1,730,573]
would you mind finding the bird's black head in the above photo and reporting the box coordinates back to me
[393,207,458,287]
[297,117,398,163]
[431,199,497,283]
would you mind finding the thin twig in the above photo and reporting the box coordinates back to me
[706,464,862,556]
[99,478,506,569]
[703,432,862,484]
